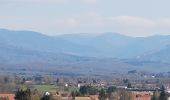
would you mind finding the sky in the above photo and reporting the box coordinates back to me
[1,0,170,36]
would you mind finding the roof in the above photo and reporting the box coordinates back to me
[0,94,15,100]
[75,97,91,100]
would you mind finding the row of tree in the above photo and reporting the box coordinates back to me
[14,85,169,100]
[151,86,168,100]
[15,88,55,100]
[98,88,133,100]
[71,86,134,100]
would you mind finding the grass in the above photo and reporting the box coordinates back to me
[68,87,79,92]
[33,85,79,94]
[33,85,59,93]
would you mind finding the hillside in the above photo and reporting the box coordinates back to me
[57,33,170,58]
[1,29,170,74]
[141,45,170,62]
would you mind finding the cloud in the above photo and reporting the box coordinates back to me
[58,15,170,36]
[109,16,155,28]
[1,0,65,3]
[71,15,170,36]
[1,14,170,36]
[80,0,98,4]
[0,0,97,4]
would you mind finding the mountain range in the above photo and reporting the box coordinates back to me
[0,29,170,73]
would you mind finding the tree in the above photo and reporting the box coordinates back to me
[4,76,9,84]
[119,89,133,100]
[41,95,51,100]
[151,90,160,100]
[107,86,116,94]
[127,83,132,88]
[71,91,76,100]
[79,86,88,95]
[41,93,54,100]
[21,78,26,84]
[15,88,31,100]
[123,79,129,84]
[87,86,98,95]
[79,86,98,96]
[31,89,40,100]
[107,86,117,100]
[98,89,107,100]
[159,86,168,100]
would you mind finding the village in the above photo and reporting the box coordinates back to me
[0,72,169,100]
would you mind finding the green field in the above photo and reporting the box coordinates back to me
[33,85,59,93]
[33,85,79,93]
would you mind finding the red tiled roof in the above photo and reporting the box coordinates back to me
[0,94,15,100]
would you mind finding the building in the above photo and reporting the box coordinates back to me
[0,94,15,100]
[133,92,152,100]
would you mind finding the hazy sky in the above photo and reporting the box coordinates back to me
[1,0,170,36]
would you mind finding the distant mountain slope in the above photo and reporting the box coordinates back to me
[141,45,170,62]
[0,29,98,56]
[1,29,170,73]
[0,42,99,64]
[57,33,170,58]
[1,29,170,61]
[1,43,170,73]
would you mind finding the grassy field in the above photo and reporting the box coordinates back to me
[33,85,59,93]
[66,86,79,92]
[33,85,79,93]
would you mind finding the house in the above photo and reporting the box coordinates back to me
[75,95,99,100]
[0,94,15,100]
[25,81,33,85]
[75,97,91,100]
[133,92,152,100]
[89,95,99,100]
